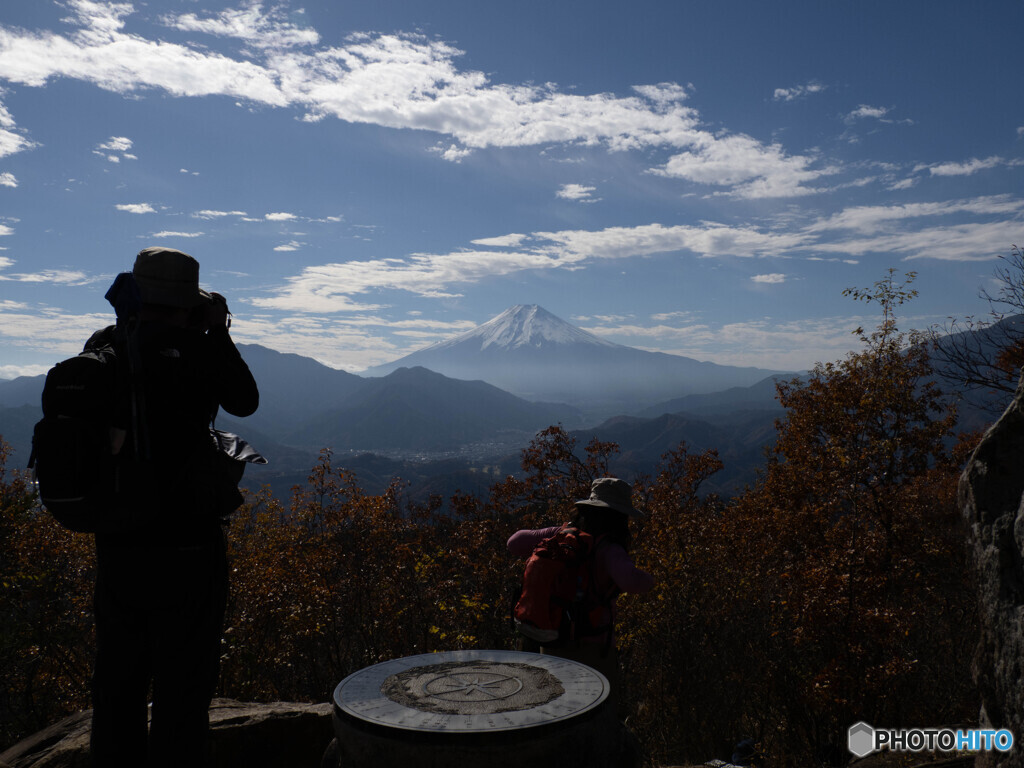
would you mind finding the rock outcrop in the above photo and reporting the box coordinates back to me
[959,374,1024,767]
[0,699,333,768]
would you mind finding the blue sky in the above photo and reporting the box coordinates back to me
[0,0,1022,379]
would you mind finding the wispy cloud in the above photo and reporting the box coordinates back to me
[773,81,826,102]
[193,209,248,219]
[844,104,913,126]
[653,134,834,198]
[230,312,479,370]
[918,156,1024,177]
[115,203,156,214]
[0,257,91,284]
[0,94,37,159]
[252,221,811,312]
[807,195,1024,233]
[846,105,890,121]
[95,136,136,162]
[0,2,836,199]
[556,183,598,202]
[752,273,786,284]
[252,192,1024,312]
[0,305,115,360]
[470,234,527,247]
[0,172,17,188]
[163,4,320,51]
[150,231,205,238]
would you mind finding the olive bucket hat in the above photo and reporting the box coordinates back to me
[132,247,211,308]
[575,477,643,517]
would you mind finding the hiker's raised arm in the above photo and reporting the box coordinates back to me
[207,313,259,418]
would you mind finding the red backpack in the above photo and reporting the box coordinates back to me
[513,524,613,646]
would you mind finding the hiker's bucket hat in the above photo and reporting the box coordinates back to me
[132,247,211,308]
[575,477,643,517]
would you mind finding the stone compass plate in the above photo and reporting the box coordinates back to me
[332,649,609,734]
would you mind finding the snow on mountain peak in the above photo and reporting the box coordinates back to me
[441,305,619,351]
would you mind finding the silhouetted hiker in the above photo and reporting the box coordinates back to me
[507,477,653,708]
[88,247,259,768]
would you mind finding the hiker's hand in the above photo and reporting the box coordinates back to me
[207,292,230,330]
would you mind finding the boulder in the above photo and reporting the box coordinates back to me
[0,699,333,768]
[959,374,1024,767]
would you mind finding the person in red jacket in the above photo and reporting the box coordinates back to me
[507,477,653,703]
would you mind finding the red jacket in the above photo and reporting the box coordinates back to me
[508,525,654,642]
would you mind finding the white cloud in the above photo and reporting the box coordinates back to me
[846,105,889,121]
[150,230,205,238]
[254,221,811,312]
[274,241,303,251]
[471,234,528,247]
[798,195,1024,262]
[0,224,14,236]
[228,312,479,371]
[888,177,917,191]
[584,313,900,372]
[0,4,833,198]
[773,81,826,102]
[193,209,247,218]
[163,4,320,51]
[650,310,699,322]
[0,256,90,284]
[253,192,1024,313]
[815,221,1023,262]
[654,134,833,198]
[807,195,1024,234]
[0,94,38,159]
[430,143,474,162]
[557,183,598,202]
[0,363,52,379]
[115,203,155,214]
[265,212,298,221]
[0,1,289,104]
[922,156,1023,177]
[0,305,115,361]
[96,136,132,152]
[0,172,17,188]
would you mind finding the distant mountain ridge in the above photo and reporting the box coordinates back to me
[365,304,788,414]
[2,310,1013,502]
[283,366,580,452]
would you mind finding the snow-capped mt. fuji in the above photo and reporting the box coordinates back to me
[365,305,787,416]
[432,305,619,352]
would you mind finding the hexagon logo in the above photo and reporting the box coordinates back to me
[848,721,876,757]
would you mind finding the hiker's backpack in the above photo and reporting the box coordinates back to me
[513,524,612,646]
[29,331,126,533]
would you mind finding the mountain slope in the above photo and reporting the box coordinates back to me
[365,304,788,412]
[234,343,364,436]
[287,366,581,452]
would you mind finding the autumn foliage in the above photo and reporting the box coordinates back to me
[0,272,980,764]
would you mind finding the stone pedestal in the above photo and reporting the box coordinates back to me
[323,649,638,768]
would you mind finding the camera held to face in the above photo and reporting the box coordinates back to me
[190,291,230,331]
